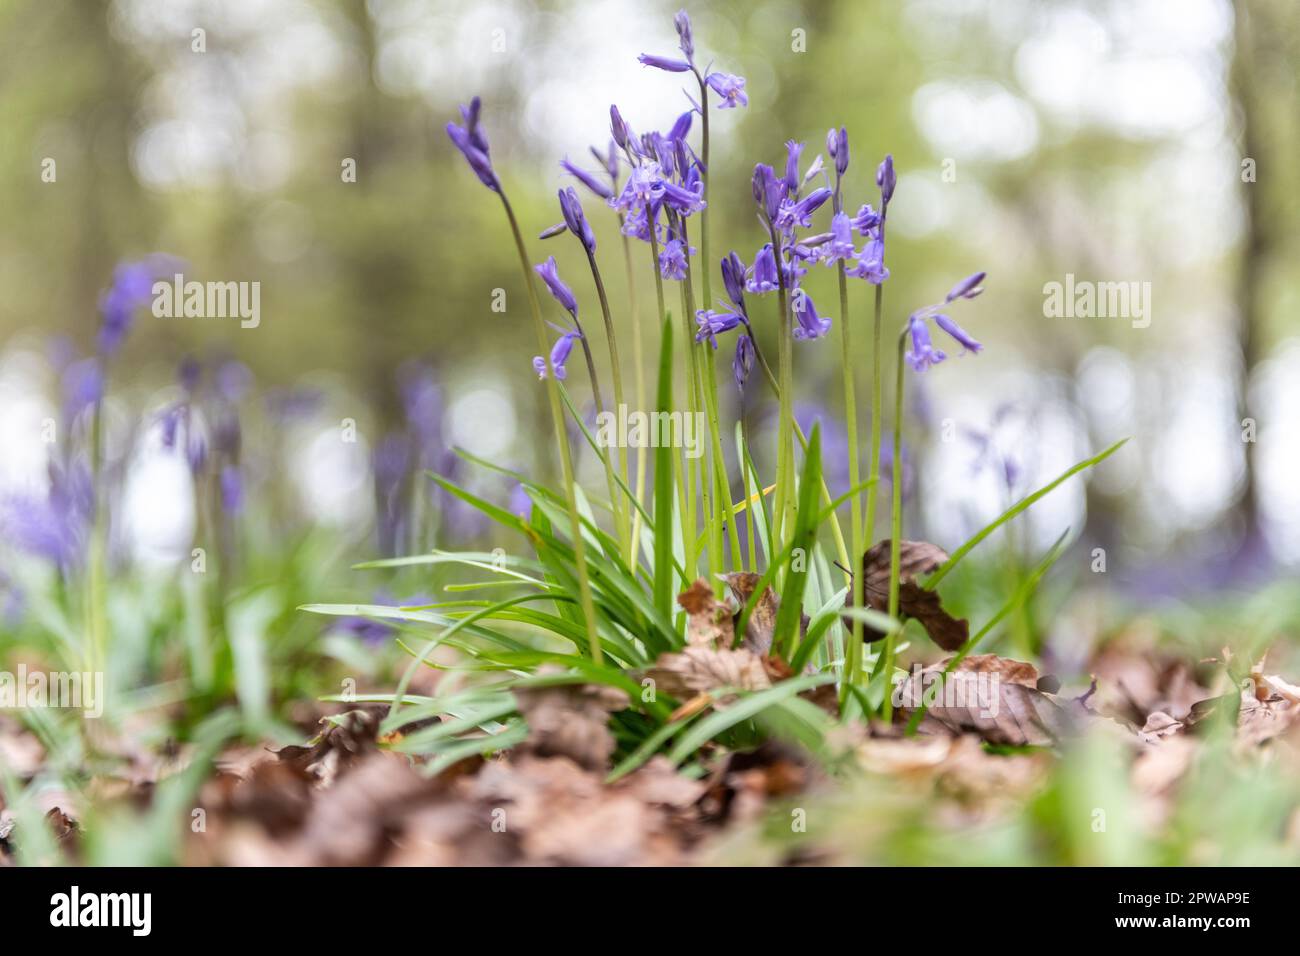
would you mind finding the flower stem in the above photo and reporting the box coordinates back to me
[620,230,647,570]
[837,260,866,704]
[501,194,602,663]
[584,250,632,559]
[770,229,796,575]
[881,327,908,721]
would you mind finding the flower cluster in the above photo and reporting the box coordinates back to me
[904,272,987,372]
[441,8,988,392]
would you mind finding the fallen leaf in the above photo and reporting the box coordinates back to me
[846,540,968,651]
[514,678,629,771]
[645,646,771,702]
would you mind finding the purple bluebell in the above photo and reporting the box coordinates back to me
[659,179,705,216]
[446,97,498,192]
[720,251,748,312]
[745,243,780,294]
[610,105,630,149]
[534,256,579,317]
[851,203,882,236]
[695,308,744,344]
[776,186,831,233]
[658,237,691,280]
[558,187,596,254]
[846,236,889,284]
[822,212,856,265]
[639,53,692,72]
[668,110,693,143]
[752,164,783,221]
[934,314,983,354]
[828,126,849,176]
[945,271,986,302]
[705,72,748,108]
[876,154,896,208]
[674,9,694,61]
[0,460,92,569]
[62,358,103,424]
[97,259,160,356]
[783,141,804,193]
[611,162,665,215]
[561,157,613,200]
[905,315,946,372]
[532,329,581,380]
[220,465,244,514]
[733,333,755,389]
[792,290,832,340]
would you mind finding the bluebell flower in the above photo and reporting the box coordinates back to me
[639,53,692,72]
[558,187,596,254]
[610,104,630,150]
[846,236,889,284]
[720,251,748,313]
[534,256,579,318]
[783,140,804,193]
[561,157,613,200]
[745,243,780,294]
[945,271,986,302]
[674,9,694,61]
[533,329,581,380]
[905,315,946,372]
[98,259,162,356]
[658,237,692,280]
[776,186,831,233]
[668,110,693,143]
[821,212,856,265]
[934,314,983,354]
[733,333,755,389]
[705,72,748,108]
[446,97,499,192]
[851,203,881,236]
[792,290,832,340]
[828,126,849,176]
[611,162,665,215]
[695,307,744,344]
[62,358,103,424]
[752,164,783,221]
[876,153,896,209]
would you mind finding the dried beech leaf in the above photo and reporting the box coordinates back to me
[646,646,772,701]
[677,578,736,648]
[720,572,784,655]
[846,539,968,651]
[514,679,629,772]
[895,654,1074,746]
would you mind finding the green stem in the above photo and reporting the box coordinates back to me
[770,230,796,572]
[501,194,602,663]
[881,328,907,721]
[584,249,631,558]
[620,230,647,570]
[837,260,866,705]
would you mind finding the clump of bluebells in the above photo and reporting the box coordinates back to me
[436,8,999,715]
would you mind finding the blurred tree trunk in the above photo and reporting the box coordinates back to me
[1228,0,1287,552]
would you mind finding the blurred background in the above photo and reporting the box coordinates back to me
[1,0,1298,621]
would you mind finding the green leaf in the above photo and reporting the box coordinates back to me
[927,438,1127,588]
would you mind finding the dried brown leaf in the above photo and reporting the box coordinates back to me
[847,539,968,651]
[514,678,629,771]
[645,646,771,702]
